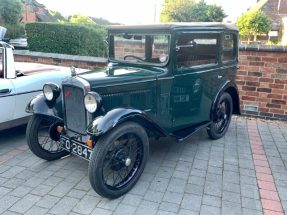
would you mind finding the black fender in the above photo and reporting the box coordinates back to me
[26,94,64,121]
[87,108,169,138]
[210,80,241,121]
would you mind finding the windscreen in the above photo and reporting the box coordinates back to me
[110,33,170,66]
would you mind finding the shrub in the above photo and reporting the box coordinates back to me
[2,23,25,39]
[25,22,107,57]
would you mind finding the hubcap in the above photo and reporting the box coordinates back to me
[125,158,131,166]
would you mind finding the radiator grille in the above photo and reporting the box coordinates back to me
[63,85,86,134]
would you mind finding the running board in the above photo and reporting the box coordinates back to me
[172,121,212,142]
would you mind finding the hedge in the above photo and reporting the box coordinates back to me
[25,22,107,57]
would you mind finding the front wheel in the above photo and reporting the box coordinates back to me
[88,122,149,199]
[26,115,69,161]
[207,93,233,140]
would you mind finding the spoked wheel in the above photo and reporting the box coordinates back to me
[26,115,69,161]
[207,93,233,140]
[88,122,149,199]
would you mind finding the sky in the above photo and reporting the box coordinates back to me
[37,0,258,24]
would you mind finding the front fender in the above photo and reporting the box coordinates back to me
[87,108,169,138]
[211,81,241,120]
[26,94,64,120]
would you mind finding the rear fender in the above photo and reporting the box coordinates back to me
[87,108,168,138]
[26,94,64,120]
[210,81,241,121]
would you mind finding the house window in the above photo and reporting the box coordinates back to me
[176,33,218,69]
[222,33,236,62]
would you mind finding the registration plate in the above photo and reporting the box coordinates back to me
[60,135,93,160]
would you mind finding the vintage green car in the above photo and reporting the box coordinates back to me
[26,23,240,198]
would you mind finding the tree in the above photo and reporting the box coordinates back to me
[69,14,95,25]
[160,0,226,22]
[49,10,67,23]
[237,10,271,42]
[0,0,23,24]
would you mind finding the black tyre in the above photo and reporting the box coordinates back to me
[207,93,233,140]
[26,115,69,161]
[88,122,149,199]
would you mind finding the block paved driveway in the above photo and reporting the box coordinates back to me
[0,116,286,215]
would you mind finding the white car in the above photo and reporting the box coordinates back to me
[0,42,74,130]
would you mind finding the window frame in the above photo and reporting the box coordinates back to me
[175,31,220,73]
[109,32,171,67]
[221,32,237,64]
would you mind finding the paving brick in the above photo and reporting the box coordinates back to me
[114,204,137,215]
[10,186,32,198]
[36,195,60,209]
[162,191,183,205]
[200,205,220,215]
[72,195,100,214]
[144,190,164,203]
[181,194,202,212]
[261,199,284,212]
[31,184,53,196]
[25,206,49,215]
[121,193,142,207]
[66,189,87,199]
[263,209,285,215]
[260,189,280,201]
[202,195,221,208]
[167,178,186,193]
[97,198,122,211]
[0,195,20,214]
[159,201,179,213]
[222,191,241,204]
[242,208,263,215]
[242,197,263,211]
[222,201,242,215]
[256,173,274,183]
[223,181,240,193]
[0,187,11,198]
[130,181,150,196]
[49,196,79,215]
[49,181,75,197]
[9,194,41,214]
[90,208,112,215]
[135,200,158,215]
[149,177,169,192]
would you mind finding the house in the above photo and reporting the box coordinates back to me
[249,0,287,43]
[21,0,57,23]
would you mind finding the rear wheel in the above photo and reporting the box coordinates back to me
[207,93,233,140]
[88,122,149,199]
[26,115,69,161]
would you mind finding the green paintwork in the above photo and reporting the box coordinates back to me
[79,24,239,134]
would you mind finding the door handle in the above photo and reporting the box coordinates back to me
[217,75,223,79]
[0,89,11,94]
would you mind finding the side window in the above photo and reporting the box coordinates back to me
[176,33,218,69]
[222,33,236,62]
[0,48,3,78]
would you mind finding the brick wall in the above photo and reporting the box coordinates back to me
[13,50,107,70]
[238,45,287,121]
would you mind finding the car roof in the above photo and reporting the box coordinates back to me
[108,22,238,31]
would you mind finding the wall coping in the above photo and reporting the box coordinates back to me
[239,44,287,52]
[14,50,108,64]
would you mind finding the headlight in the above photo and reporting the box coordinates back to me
[84,93,98,113]
[43,83,60,101]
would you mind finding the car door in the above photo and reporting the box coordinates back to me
[171,31,222,130]
[0,48,15,123]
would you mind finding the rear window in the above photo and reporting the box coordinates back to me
[222,33,236,62]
